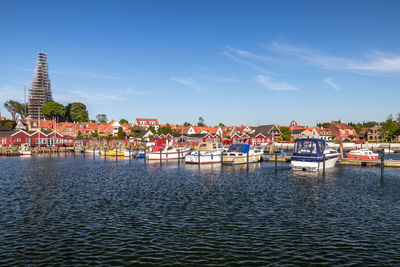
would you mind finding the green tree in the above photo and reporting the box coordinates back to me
[197,117,205,127]
[148,125,156,134]
[183,121,191,126]
[379,115,399,141]
[117,127,125,139]
[96,114,108,123]
[317,122,331,128]
[0,119,16,129]
[119,118,129,125]
[42,102,66,121]
[78,110,89,122]
[3,100,21,120]
[280,126,291,141]
[130,125,145,138]
[158,124,175,135]
[218,122,225,127]
[67,102,88,122]
[92,129,99,138]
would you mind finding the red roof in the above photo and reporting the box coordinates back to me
[135,118,159,126]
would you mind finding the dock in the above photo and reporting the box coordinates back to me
[263,154,400,168]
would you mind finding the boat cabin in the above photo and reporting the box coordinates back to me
[293,138,326,157]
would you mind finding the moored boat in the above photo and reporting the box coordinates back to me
[291,138,339,172]
[346,148,379,160]
[222,144,263,165]
[185,142,224,164]
[100,149,125,157]
[384,148,395,154]
[146,145,190,160]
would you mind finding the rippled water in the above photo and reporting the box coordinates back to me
[1,155,400,265]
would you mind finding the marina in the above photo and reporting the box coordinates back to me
[0,155,400,265]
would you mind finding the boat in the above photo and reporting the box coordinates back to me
[185,142,224,164]
[345,148,379,160]
[291,138,340,171]
[100,149,125,157]
[222,144,263,165]
[384,148,395,154]
[19,144,32,156]
[146,145,190,160]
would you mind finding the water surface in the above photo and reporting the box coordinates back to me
[0,155,399,265]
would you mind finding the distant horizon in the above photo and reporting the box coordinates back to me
[1,1,399,126]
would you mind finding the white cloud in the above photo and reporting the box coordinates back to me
[256,75,298,91]
[170,77,205,92]
[270,41,400,74]
[0,85,24,101]
[54,89,126,103]
[324,78,342,91]
[222,51,270,74]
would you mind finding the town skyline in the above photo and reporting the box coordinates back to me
[1,1,400,125]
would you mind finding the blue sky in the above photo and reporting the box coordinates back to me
[1,0,400,126]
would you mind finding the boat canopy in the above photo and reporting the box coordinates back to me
[293,138,326,157]
[227,144,250,153]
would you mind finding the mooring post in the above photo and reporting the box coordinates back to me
[115,148,118,161]
[275,151,278,171]
[64,146,66,157]
[381,149,384,179]
[160,149,162,163]
[129,146,131,160]
[104,148,106,160]
[221,150,224,167]
[73,146,76,158]
[177,150,180,165]
[144,147,147,162]
[93,144,95,159]
[83,146,85,159]
[247,151,249,165]
[323,154,326,176]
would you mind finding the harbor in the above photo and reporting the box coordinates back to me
[1,154,400,265]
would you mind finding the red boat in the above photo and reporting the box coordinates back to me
[345,149,379,160]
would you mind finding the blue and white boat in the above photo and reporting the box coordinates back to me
[291,138,340,171]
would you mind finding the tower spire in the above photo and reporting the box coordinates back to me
[28,52,53,120]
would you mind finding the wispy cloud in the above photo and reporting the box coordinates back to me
[324,78,342,91]
[80,71,126,80]
[226,46,274,63]
[198,74,239,83]
[55,89,126,103]
[256,75,298,91]
[222,51,270,74]
[170,77,206,92]
[0,85,24,101]
[270,41,400,74]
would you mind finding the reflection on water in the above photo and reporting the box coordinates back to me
[0,155,399,265]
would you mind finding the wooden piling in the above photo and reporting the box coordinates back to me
[381,149,384,179]
[160,149,162,163]
[274,151,278,171]
[115,148,118,160]
[322,154,326,176]
[198,151,200,164]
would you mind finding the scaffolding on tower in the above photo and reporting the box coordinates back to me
[28,52,53,120]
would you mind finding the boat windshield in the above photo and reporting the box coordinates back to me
[294,139,325,155]
[199,144,207,149]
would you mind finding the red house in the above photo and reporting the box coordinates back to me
[329,122,356,142]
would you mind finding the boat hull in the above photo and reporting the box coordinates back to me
[291,155,338,171]
[222,154,262,165]
[345,154,378,160]
[146,150,190,160]
[185,152,222,164]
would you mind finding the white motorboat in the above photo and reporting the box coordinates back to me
[146,145,190,160]
[291,138,340,172]
[185,142,224,164]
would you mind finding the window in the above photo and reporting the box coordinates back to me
[150,121,154,125]
[14,138,21,142]
[26,138,30,144]
[66,128,71,132]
